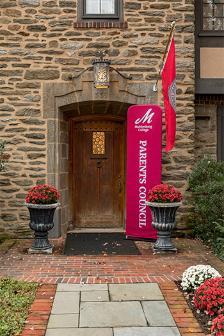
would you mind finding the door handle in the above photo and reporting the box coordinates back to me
[118,175,122,193]
[97,160,102,168]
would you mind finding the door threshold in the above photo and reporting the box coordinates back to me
[68,228,125,233]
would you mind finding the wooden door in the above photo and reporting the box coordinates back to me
[72,119,125,228]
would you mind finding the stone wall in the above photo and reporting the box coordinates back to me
[0,0,195,237]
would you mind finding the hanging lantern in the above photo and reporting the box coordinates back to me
[93,57,111,89]
[69,49,132,87]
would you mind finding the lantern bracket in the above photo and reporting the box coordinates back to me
[109,66,132,80]
[69,65,132,81]
[68,49,133,84]
[68,66,93,80]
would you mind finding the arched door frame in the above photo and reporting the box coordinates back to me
[43,74,157,237]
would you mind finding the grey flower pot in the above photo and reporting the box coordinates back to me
[146,201,181,252]
[26,203,59,252]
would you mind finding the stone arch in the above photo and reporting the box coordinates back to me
[43,74,157,237]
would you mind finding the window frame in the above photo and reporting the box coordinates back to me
[195,0,224,94]
[81,0,120,20]
[197,0,224,37]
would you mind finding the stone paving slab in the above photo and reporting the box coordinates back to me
[142,301,176,327]
[80,301,147,327]
[45,283,183,335]
[45,328,113,336]
[81,290,109,301]
[47,314,79,328]
[109,283,163,301]
[114,327,181,336]
[57,284,108,292]
[51,291,80,314]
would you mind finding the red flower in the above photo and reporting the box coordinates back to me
[194,278,224,317]
[148,184,183,203]
[25,184,60,205]
[211,315,224,335]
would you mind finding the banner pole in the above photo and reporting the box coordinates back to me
[152,21,176,92]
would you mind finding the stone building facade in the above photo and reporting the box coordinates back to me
[0,0,221,239]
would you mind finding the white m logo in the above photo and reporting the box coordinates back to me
[135,109,155,125]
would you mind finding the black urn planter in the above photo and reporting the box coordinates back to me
[146,201,181,252]
[26,203,59,253]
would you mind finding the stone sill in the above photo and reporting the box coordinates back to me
[74,21,128,29]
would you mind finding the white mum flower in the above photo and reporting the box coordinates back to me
[180,265,221,292]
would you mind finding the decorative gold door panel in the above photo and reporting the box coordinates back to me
[72,120,125,228]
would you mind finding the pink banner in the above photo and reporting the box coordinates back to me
[126,105,162,239]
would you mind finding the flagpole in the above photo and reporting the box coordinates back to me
[152,21,176,92]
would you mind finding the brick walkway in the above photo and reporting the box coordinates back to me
[161,282,205,336]
[3,238,220,336]
[0,238,223,284]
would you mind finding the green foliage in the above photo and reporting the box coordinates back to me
[192,181,224,242]
[189,158,224,259]
[213,219,224,261]
[0,278,37,336]
[189,157,224,190]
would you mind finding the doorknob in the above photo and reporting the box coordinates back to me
[97,160,102,168]
[118,175,122,193]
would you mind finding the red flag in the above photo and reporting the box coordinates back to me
[161,37,176,152]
